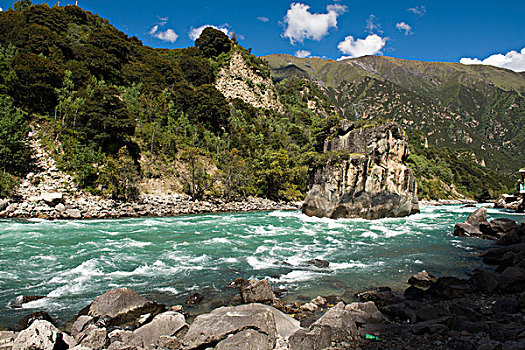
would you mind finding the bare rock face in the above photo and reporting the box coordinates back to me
[303,121,419,219]
[215,51,284,113]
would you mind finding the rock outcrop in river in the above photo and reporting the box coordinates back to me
[303,121,419,219]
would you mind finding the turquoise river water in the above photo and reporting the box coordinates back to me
[1,204,523,327]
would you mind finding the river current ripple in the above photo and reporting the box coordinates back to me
[0,204,523,327]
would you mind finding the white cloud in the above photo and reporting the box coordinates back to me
[189,24,231,41]
[257,16,270,23]
[295,50,312,58]
[337,34,387,59]
[282,3,347,44]
[460,47,525,72]
[365,14,383,35]
[408,6,426,16]
[0,7,3,11]
[396,22,412,35]
[149,25,179,43]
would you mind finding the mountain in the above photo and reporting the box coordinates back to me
[0,3,515,202]
[265,54,525,178]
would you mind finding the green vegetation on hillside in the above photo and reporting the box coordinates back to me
[266,54,525,178]
[405,130,513,201]
[0,2,337,201]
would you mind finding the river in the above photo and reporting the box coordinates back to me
[1,204,523,327]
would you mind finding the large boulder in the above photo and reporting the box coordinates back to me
[133,311,187,349]
[182,303,298,350]
[11,295,46,309]
[87,288,164,328]
[40,192,63,206]
[344,301,384,324]
[12,320,68,350]
[302,122,419,220]
[408,270,437,289]
[310,302,357,341]
[14,311,55,331]
[240,279,275,303]
[454,207,488,237]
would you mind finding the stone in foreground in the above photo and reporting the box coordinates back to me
[12,320,68,350]
[182,303,299,350]
[87,288,164,328]
[302,121,419,220]
[240,278,275,303]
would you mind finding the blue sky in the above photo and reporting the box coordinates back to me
[1,1,524,70]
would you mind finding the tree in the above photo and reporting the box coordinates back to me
[77,82,135,154]
[180,147,214,200]
[0,95,31,175]
[13,0,33,12]
[0,44,17,96]
[195,27,231,58]
[98,146,139,201]
[218,148,253,200]
[55,70,85,127]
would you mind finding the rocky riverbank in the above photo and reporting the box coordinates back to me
[0,194,300,220]
[0,135,300,220]
[1,209,524,349]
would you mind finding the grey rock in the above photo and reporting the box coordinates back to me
[0,331,17,350]
[55,203,65,213]
[306,259,330,268]
[11,295,46,309]
[65,208,82,219]
[12,320,68,350]
[215,329,273,350]
[454,207,488,237]
[133,311,187,349]
[498,267,525,293]
[344,301,384,324]
[240,279,275,303]
[429,276,472,299]
[288,326,332,350]
[76,325,107,350]
[302,122,419,220]
[469,269,499,293]
[357,286,403,307]
[70,316,94,338]
[408,270,436,289]
[310,302,357,341]
[40,192,63,206]
[182,303,278,349]
[493,296,520,314]
[14,311,55,331]
[88,288,164,328]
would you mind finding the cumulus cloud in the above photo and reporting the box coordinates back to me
[460,47,525,72]
[365,14,383,35]
[295,50,312,58]
[282,3,347,44]
[396,22,412,35]
[189,24,231,41]
[257,16,270,23]
[408,6,426,16]
[0,7,3,11]
[337,34,387,60]
[149,20,179,43]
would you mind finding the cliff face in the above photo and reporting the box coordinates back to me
[302,121,419,220]
[215,51,284,112]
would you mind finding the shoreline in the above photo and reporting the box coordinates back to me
[0,195,302,220]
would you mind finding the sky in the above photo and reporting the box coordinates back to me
[0,0,524,71]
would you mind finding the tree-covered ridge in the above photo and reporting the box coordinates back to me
[0,2,339,201]
[265,54,525,177]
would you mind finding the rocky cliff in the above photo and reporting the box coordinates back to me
[215,50,284,112]
[302,121,419,219]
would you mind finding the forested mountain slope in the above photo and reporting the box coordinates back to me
[265,54,525,178]
[0,2,514,202]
